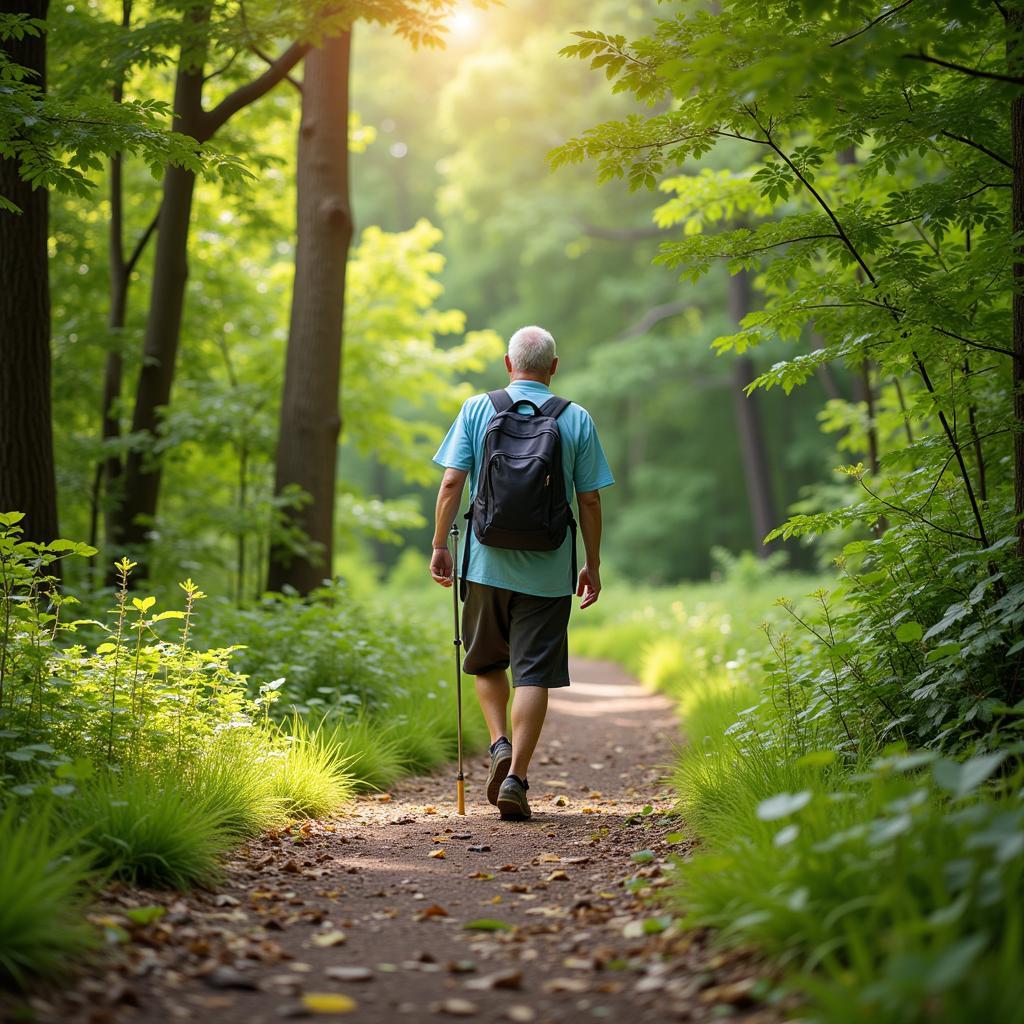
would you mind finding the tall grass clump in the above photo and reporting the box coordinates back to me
[271,717,355,818]
[64,771,231,889]
[0,805,96,988]
[323,713,406,791]
[183,729,286,837]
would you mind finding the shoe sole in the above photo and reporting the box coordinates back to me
[486,748,512,806]
[497,792,531,821]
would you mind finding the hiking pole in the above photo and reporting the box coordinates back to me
[450,523,466,815]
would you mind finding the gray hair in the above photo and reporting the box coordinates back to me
[508,325,556,373]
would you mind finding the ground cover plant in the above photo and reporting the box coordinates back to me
[0,512,483,986]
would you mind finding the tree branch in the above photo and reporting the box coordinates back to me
[903,51,1024,84]
[123,204,161,280]
[940,129,1012,168]
[926,324,1014,358]
[621,300,690,337]
[831,0,916,47]
[250,44,302,94]
[200,39,310,141]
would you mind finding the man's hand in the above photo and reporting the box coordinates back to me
[430,546,454,587]
[576,563,601,609]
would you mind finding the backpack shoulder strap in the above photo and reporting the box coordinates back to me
[487,389,514,413]
[539,395,572,419]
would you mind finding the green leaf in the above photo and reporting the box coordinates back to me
[125,905,167,926]
[630,850,656,863]
[933,754,1005,799]
[894,622,924,643]
[756,791,812,821]
[463,918,514,932]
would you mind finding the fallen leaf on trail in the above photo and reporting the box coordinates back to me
[432,998,479,1016]
[563,957,594,970]
[503,883,530,893]
[311,930,347,947]
[124,905,166,926]
[424,806,438,814]
[302,993,358,1014]
[204,966,258,990]
[553,795,569,807]
[463,918,513,932]
[597,891,616,899]
[467,844,490,853]
[465,968,523,991]
[429,849,446,859]
[447,960,477,974]
[499,864,519,872]
[582,807,600,814]
[374,794,392,803]
[542,977,589,994]
[546,870,569,882]
[563,856,590,865]
[467,872,494,880]
[699,977,757,1006]
[486,895,502,905]
[414,903,449,921]
[537,853,560,863]
[505,1007,536,1023]
[631,850,656,864]
[324,966,374,982]
[432,836,447,843]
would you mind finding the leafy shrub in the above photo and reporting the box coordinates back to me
[65,771,231,889]
[0,804,96,987]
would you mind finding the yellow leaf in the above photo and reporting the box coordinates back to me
[311,930,347,947]
[488,895,502,905]
[429,848,446,859]
[302,993,357,1014]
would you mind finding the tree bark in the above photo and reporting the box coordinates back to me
[1010,7,1024,557]
[118,8,209,557]
[114,7,309,566]
[0,0,58,545]
[268,32,353,594]
[728,269,778,555]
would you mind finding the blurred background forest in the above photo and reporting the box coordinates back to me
[39,0,843,594]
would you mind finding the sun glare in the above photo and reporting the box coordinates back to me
[449,8,480,39]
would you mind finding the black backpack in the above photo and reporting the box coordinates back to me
[461,389,577,596]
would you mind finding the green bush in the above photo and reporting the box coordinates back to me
[0,804,96,987]
[65,771,231,889]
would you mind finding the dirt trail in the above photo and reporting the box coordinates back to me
[23,658,779,1024]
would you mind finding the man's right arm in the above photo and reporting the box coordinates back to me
[576,489,602,609]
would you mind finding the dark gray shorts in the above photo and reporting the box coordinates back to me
[461,581,571,688]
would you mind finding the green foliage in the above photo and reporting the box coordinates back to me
[0,803,96,988]
[183,728,286,837]
[269,717,356,819]
[322,713,406,792]
[64,770,231,889]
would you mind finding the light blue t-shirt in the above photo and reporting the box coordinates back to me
[433,380,614,597]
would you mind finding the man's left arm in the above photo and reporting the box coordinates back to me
[431,468,468,587]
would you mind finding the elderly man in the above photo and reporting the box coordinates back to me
[430,326,614,821]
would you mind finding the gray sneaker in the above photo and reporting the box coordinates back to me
[497,775,531,821]
[486,737,512,805]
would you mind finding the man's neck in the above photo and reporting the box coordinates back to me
[509,374,551,387]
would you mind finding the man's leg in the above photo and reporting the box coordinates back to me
[509,684,549,780]
[475,669,510,744]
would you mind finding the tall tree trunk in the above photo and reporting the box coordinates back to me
[0,0,58,545]
[118,8,209,560]
[268,32,353,594]
[1010,8,1024,558]
[113,8,308,569]
[728,269,778,555]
